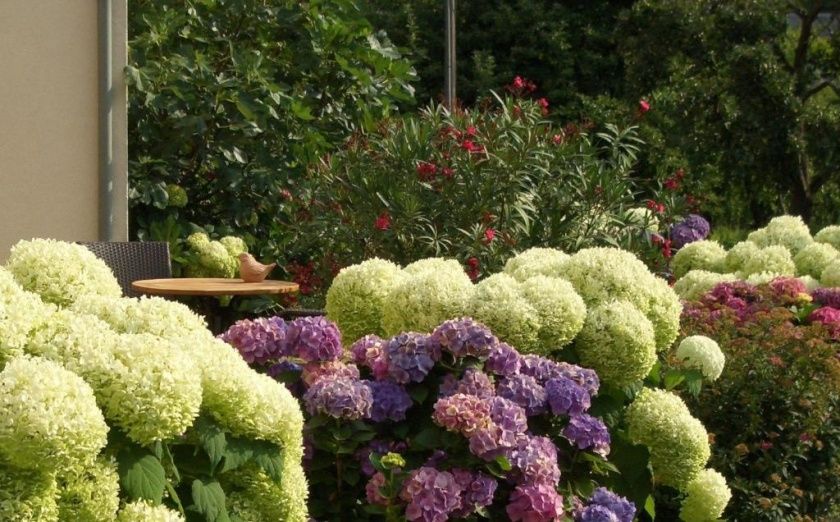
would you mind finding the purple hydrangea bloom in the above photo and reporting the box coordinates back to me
[439,368,495,399]
[433,393,491,436]
[287,316,343,362]
[545,377,591,416]
[219,316,289,364]
[812,287,840,309]
[485,342,522,377]
[468,424,523,461]
[431,318,498,358]
[506,483,564,522]
[365,472,388,506]
[488,396,528,434]
[670,214,710,249]
[586,488,636,522]
[386,333,440,384]
[369,380,413,422]
[451,469,497,517]
[301,361,360,386]
[424,449,448,468]
[579,505,619,522]
[303,377,372,420]
[520,355,600,395]
[497,374,547,416]
[266,359,302,378]
[400,467,463,522]
[563,414,611,457]
[267,360,304,396]
[350,335,390,380]
[509,436,561,486]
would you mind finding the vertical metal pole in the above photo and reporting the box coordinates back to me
[445,0,456,108]
[99,0,115,240]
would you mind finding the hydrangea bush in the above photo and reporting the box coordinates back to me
[680,278,840,519]
[0,239,308,521]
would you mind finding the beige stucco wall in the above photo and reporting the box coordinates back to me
[0,0,127,259]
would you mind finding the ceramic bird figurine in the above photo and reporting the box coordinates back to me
[238,253,277,283]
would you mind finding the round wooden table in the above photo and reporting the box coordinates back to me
[131,278,300,333]
[131,278,299,297]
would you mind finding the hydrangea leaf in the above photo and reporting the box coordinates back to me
[117,447,166,504]
[191,478,228,522]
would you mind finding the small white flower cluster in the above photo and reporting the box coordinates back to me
[0,239,308,522]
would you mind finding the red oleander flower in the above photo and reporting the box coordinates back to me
[461,140,485,154]
[466,257,480,281]
[551,134,564,145]
[664,177,680,191]
[537,98,549,116]
[661,239,672,259]
[416,161,438,181]
[639,99,651,113]
[441,167,454,178]
[375,212,391,231]
[466,126,477,137]
[484,228,496,244]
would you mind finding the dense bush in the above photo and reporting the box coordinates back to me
[128,0,416,250]
[0,240,307,521]
[680,279,840,520]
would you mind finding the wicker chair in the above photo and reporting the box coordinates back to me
[80,241,172,298]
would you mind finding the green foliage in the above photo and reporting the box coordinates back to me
[128,0,416,248]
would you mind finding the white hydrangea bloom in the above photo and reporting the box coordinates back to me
[741,245,795,278]
[57,456,120,522]
[5,239,121,306]
[793,242,839,279]
[0,465,59,522]
[671,240,727,279]
[723,241,760,273]
[822,261,840,287]
[743,271,786,286]
[797,275,822,292]
[815,225,840,250]
[0,268,57,364]
[117,501,185,522]
[0,356,108,471]
[519,275,586,351]
[676,335,725,381]
[403,257,464,276]
[466,273,541,352]
[624,207,660,232]
[72,295,210,342]
[679,468,732,522]
[674,271,737,302]
[751,215,813,254]
[503,247,569,282]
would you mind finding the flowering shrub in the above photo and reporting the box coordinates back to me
[0,240,308,521]
[680,279,840,519]
[181,232,247,278]
[289,84,654,298]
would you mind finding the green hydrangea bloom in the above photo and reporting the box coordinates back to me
[186,232,210,249]
[575,300,657,387]
[0,356,108,471]
[225,466,302,522]
[674,271,737,302]
[559,247,681,351]
[165,184,188,208]
[815,225,840,250]
[676,335,725,381]
[196,338,308,521]
[503,247,569,282]
[0,464,59,522]
[219,236,248,258]
[751,215,813,254]
[625,207,660,232]
[793,242,839,279]
[822,261,840,287]
[381,261,473,335]
[723,241,760,273]
[744,271,785,286]
[741,245,795,278]
[117,501,185,522]
[57,457,120,522]
[5,239,121,306]
[325,258,404,344]
[466,273,540,352]
[626,388,711,489]
[519,275,586,351]
[797,275,821,292]
[0,268,56,365]
[671,240,727,279]
[679,468,732,522]
[71,295,210,341]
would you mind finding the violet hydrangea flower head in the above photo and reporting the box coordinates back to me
[670,214,711,249]
[545,377,591,416]
[365,472,388,506]
[400,467,463,522]
[485,342,522,377]
[468,424,523,461]
[497,373,547,416]
[303,377,372,420]
[431,318,498,358]
[488,396,528,434]
[219,316,288,364]
[369,380,413,422]
[266,359,302,379]
[563,414,611,457]
[578,505,620,522]
[350,334,390,380]
[301,360,360,386]
[585,488,636,522]
[451,469,498,518]
[506,483,564,522]
[520,355,600,395]
[386,332,440,383]
[433,393,492,436]
[812,287,840,308]
[510,436,561,486]
[287,315,343,362]
[440,367,495,399]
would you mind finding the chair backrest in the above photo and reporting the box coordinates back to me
[80,241,172,297]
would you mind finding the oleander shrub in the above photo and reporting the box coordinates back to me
[680,279,840,520]
[0,240,308,521]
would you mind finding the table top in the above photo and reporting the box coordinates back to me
[132,278,299,297]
